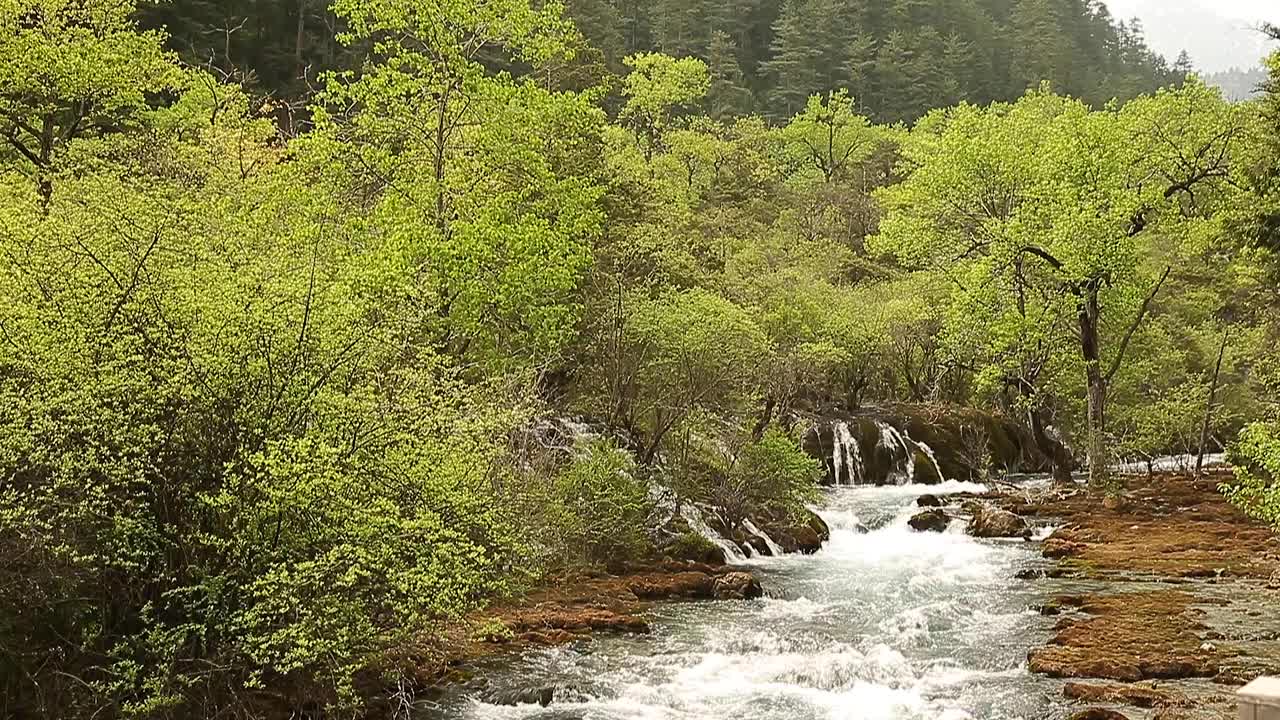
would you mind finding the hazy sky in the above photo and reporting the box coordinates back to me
[1104,0,1279,71]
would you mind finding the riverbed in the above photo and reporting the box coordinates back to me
[428,481,1080,719]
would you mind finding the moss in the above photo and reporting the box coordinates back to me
[665,531,724,564]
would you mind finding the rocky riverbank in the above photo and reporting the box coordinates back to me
[981,472,1280,719]
[421,506,831,697]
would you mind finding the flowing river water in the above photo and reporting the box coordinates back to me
[430,481,1077,720]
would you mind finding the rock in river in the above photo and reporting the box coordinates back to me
[712,571,763,600]
[916,494,944,507]
[1064,710,1130,720]
[485,686,555,707]
[908,509,951,533]
[966,502,1031,539]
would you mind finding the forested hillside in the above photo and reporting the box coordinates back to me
[1,1,1277,719]
[1206,65,1269,101]
[140,0,1186,122]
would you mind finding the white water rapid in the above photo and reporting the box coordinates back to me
[876,421,916,485]
[679,504,749,564]
[432,481,1071,720]
[742,518,786,556]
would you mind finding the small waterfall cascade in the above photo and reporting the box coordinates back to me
[743,518,785,556]
[680,504,748,563]
[876,421,916,485]
[916,440,947,483]
[830,421,866,486]
[808,416,968,486]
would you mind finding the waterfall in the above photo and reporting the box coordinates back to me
[830,421,865,485]
[680,505,748,563]
[916,441,946,483]
[876,421,916,485]
[743,518,786,556]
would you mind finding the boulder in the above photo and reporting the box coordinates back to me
[712,572,763,600]
[625,571,715,599]
[916,494,944,507]
[908,509,950,533]
[966,502,1031,539]
[743,535,772,557]
[789,525,823,553]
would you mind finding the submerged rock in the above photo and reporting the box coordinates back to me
[908,509,950,533]
[966,502,1031,539]
[1064,710,1130,720]
[485,686,555,707]
[916,494,944,507]
[712,571,763,600]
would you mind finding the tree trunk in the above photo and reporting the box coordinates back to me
[1077,283,1109,487]
[1016,374,1074,485]
[751,396,776,441]
[1029,406,1075,485]
[1196,327,1230,475]
[295,0,307,77]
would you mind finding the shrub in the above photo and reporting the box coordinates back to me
[540,440,655,567]
[1222,421,1280,529]
[701,427,820,530]
[666,530,721,562]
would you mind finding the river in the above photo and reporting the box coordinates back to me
[429,480,1075,720]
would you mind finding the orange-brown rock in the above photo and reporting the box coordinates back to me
[1063,681,1190,708]
[1028,591,1220,682]
[1020,474,1280,579]
[625,571,716,599]
[435,560,767,681]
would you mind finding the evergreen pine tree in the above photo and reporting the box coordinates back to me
[707,31,757,119]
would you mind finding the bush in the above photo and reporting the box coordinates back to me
[666,530,721,562]
[1222,421,1280,529]
[700,427,820,531]
[535,440,655,567]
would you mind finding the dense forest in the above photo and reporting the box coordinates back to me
[138,0,1188,123]
[1,0,1278,718]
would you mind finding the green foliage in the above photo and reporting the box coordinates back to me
[0,0,182,198]
[533,439,654,566]
[621,288,769,461]
[3,3,1279,719]
[1223,422,1280,529]
[620,53,709,158]
[667,529,721,560]
[873,83,1248,482]
[780,90,879,183]
[698,426,821,530]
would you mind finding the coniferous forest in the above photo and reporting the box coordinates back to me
[1,1,1279,719]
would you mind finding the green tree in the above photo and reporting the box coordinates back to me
[706,31,755,120]
[0,0,182,203]
[874,84,1246,485]
[780,90,879,183]
[614,288,769,463]
[311,0,606,370]
[619,52,709,161]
